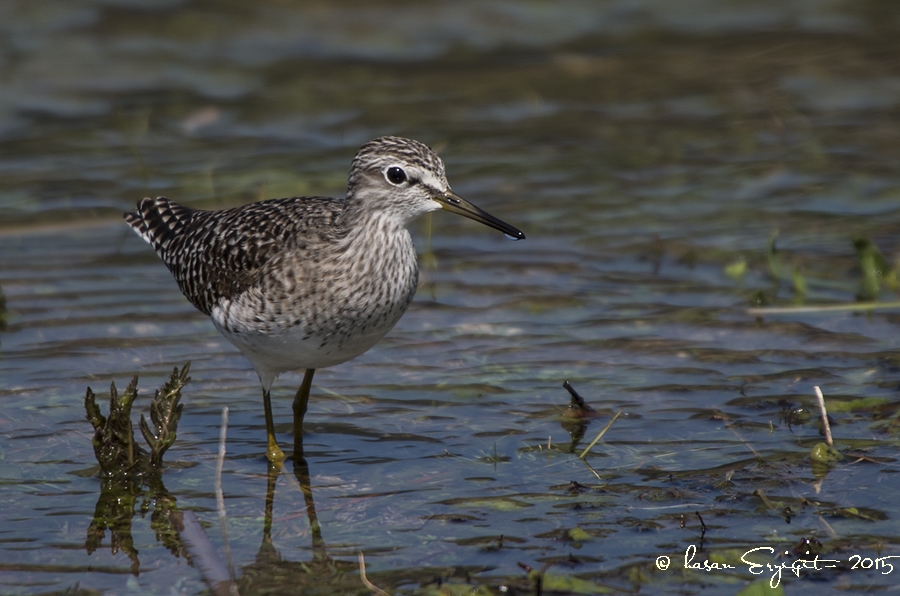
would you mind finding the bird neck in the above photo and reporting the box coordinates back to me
[336,208,408,256]
[338,186,409,239]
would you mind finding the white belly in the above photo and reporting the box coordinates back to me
[215,314,398,375]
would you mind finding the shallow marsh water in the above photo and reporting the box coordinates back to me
[3,1,900,594]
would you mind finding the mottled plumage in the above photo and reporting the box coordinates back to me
[125,136,524,461]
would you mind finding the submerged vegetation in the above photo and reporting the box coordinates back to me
[84,363,190,478]
[723,232,900,309]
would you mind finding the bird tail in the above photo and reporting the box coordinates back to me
[123,197,194,258]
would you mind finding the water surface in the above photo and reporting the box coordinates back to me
[3,1,900,594]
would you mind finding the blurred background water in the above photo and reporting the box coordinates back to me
[3,1,900,594]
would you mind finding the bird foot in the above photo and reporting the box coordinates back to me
[266,440,286,463]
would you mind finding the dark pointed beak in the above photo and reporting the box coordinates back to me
[433,190,525,240]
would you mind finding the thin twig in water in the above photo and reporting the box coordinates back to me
[695,512,707,538]
[563,380,593,411]
[747,301,900,315]
[814,386,833,447]
[215,407,236,588]
[815,513,839,539]
[358,551,390,596]
[725,422,762,459]
[578,409,623,460]
[581,458,604,482]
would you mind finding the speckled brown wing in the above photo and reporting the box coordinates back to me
[124,196,343,315]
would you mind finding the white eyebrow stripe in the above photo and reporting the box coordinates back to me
[419,169,446,191]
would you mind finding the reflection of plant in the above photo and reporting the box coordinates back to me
[85,478,141,574]
[83,364,190,574]
[85,476,186,575]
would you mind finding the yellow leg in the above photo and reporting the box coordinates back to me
[262,389,285,462]
[292,368,316,455]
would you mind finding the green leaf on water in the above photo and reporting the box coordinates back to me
[568,526,592,542]
[440,496,532,511]
[541,573,614,594]
[826,396,890,412]
[724,257,747,280]
[810,443,843,464]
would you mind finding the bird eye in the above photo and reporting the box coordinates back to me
[385,166,407,185]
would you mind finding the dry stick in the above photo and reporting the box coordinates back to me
[578,409,624,460]
[358,551,391,596]
[813,386,833,447]
[216,407,237,590]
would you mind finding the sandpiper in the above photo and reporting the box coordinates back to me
[124,136,524,461]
